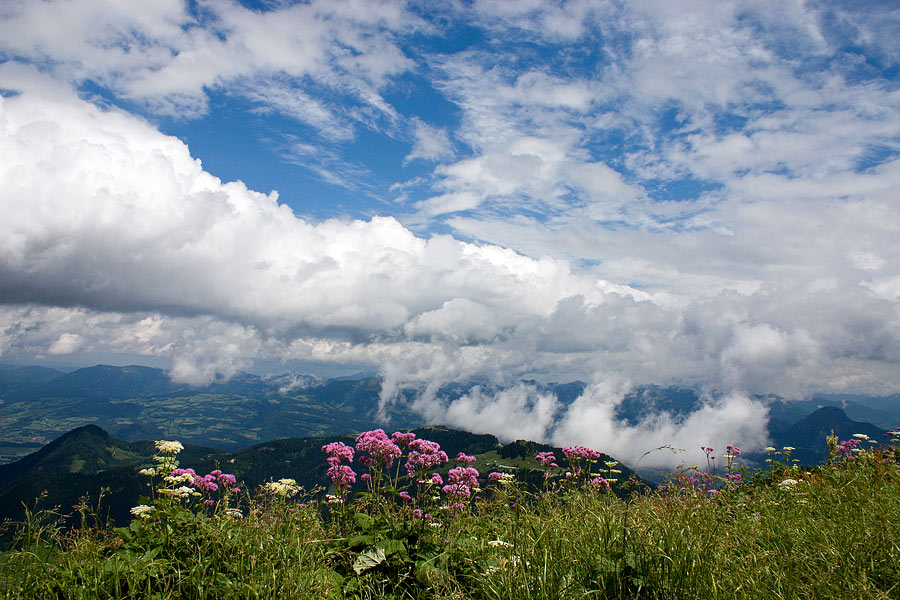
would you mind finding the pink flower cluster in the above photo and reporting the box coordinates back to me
[322,441,357,490]
[589,476,610,491]
[321,441,354,464]
[391,432,416,447]
[456,452,477,465]
[725,445,741,456]
[536,451,558,467]
[355,429,402,469]
[170,468,237,493]
[838,438,860,457]
[562,446,602,461]
[405,438,449,478]
[488,472,503,483]
[562,445,602,478]
[442,466,480,501]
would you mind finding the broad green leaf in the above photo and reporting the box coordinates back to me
[352,547,386,574]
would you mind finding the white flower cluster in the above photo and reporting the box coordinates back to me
[130,505,156,519]
[155,440,184,454]
[264,478,299,498]
[157,485,200,499]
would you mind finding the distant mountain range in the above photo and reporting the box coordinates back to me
[1,363,898,468]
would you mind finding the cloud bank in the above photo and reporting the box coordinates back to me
[2,0,900,463]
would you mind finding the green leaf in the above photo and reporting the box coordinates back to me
[351,511,375,530]
[378,539,407,560]
[352,547,386,575]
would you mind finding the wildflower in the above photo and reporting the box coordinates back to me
[217,473,237,486]
[321,441,354,465]
[431,473,444,486]
[399,491,412,502]
[355,429,402,469]
[777,478,799,489]
[327,464,357,489]
[138,468,156,477]
[391,431,416,447]
[130,505,155,519]
[405,439,448,478]
[536,451,556,466]
[782,446,795,452]
[456,452,477,465]
[852,433,869,441]
[155,440,184,454]
[225,508,243,519]
[589,476,610,491]
[488,540,512,547]
[265,478,299,498]
[413,509,423,518]
[562,446,602,481]
[765,446,777,453]
[491,472,515,485]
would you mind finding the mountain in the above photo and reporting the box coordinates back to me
[770,406,886,466]
[0,365,65,397]
[0,366,423,461]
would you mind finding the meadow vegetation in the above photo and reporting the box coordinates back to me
[1,428,899,599]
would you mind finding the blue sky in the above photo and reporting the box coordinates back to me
[2,0,900,461]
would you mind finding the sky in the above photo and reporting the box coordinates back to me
[2,0,900,464]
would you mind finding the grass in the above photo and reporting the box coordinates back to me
[1,436,899,599]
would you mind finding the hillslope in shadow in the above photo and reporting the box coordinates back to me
[0,425,641,536]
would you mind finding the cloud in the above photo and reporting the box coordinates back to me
[551,383,771,469]
[2,1,900,465]
[47,332,84,355]
[404,118,453,164]
[0,0,419,124]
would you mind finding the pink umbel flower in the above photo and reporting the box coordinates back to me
[589,476,610,492]
[322,441,355,465]
[456,452,477,465]
[355,429,402,469]
[431,473,444,486]
[398,491,412,502]
[405,439,448,478]
[488,472,503,483]
[442,465,480,502]
[536,451,557,466]
[327,464,357,490]
[217,473,237,486]
[562,445,602,479]
[391,431,416,447]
